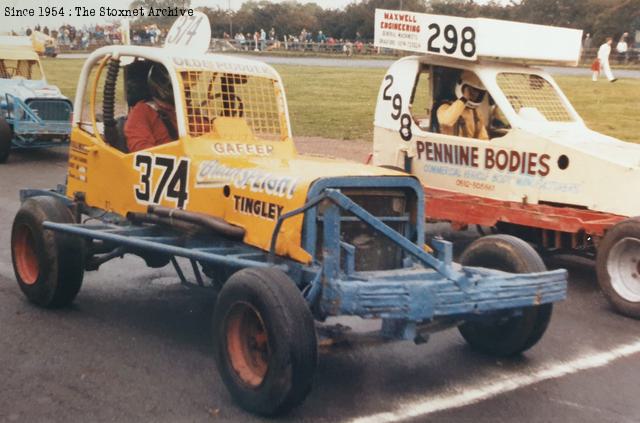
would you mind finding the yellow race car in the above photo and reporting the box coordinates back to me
[10,14,567,416]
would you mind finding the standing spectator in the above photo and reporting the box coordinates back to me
[595,37,617,82]
[583,33,592,50]
[253,31,260,52]
[81,31,89,49]
[299,28,307,51]
[269,27,276,42]
[582,33,592,62]
[260,28,266,51]
[150,25,160,45]
[616,32,629,64]
[317,30,327,44]
[327,37,336,52]
[235,32,246,50]
[343,40,353,56]
[591,55,600,81]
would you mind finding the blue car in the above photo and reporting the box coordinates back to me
[0,37,72,163]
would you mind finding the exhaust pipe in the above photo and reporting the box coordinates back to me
[146,205,245,240]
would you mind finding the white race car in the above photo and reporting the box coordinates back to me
[372,10,640,317]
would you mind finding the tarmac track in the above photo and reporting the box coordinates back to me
[0,143,639,423]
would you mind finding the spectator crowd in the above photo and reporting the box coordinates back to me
[14,23,167,50]
[12,21,640,63]
[225,27,370,56]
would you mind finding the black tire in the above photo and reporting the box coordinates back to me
[11,196,85,308]
[596,217,640,318]
[212,268,317,416]
[458,234,553,356]
[0,117,12,163]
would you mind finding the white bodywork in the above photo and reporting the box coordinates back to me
[372,55,640,217]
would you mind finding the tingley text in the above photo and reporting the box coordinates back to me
[234,195,284,221]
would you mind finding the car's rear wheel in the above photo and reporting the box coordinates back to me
[0,118,12,163]
[212,268,317,416]
[457,235,553,356]
[596,217,640,318]
[11,196,85,307]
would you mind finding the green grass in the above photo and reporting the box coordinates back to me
[41,58,640,143]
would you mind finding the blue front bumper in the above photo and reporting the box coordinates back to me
[321,266,567,321]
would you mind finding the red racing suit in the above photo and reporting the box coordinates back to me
[125,101,178,152]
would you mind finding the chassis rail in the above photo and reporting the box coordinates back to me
[40,187,568,341]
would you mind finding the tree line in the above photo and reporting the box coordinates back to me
[132,0,640,45]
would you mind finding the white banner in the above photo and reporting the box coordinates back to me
[374,9,583,65]
[374,9,478,61]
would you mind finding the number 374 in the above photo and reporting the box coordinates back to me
[134,153,190,209]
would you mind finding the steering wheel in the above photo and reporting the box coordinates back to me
[199,78,245,118]
[213,92,244,117]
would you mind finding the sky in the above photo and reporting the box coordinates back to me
[1,0,508,32]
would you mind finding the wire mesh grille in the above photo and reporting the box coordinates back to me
[180,71,286,140]
[26,99,72,121]
[496,73,572,122]
[0,59,42,79]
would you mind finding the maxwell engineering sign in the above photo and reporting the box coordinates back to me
[373,8,582,64]
[374,9,478,60]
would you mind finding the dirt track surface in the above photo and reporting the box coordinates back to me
[0,143,639,423]
[295,136,371,161]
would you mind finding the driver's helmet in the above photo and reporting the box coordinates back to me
[147,64,174,106]
[455,70,486,109]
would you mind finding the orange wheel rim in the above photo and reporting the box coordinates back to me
[225,302,270,387]
[14,225,39,285]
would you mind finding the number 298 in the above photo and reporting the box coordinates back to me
[427,24,476,58]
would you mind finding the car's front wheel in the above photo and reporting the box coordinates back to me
[596,217,640,318]
[11,196,85,307]
[457,235,553,356]
[212,268,317,416]
[0,118,12,163]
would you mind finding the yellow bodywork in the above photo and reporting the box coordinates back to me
[30,31,54,55]
[67,55,400,264]
[67,128,398,264]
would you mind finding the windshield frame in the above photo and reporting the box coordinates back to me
[473,65,584,129]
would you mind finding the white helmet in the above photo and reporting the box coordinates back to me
[455,70,486,109]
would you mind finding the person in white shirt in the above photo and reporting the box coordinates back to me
[595,37,617,82]
[616,32,629,63]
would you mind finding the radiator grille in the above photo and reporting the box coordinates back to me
[26,99,72,122]
[316,189,410,271]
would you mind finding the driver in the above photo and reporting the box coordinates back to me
[125,64,178,152]
[436,70,489,140]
